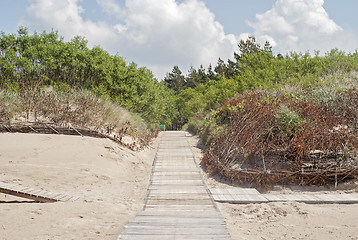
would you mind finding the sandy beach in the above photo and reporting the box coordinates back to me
[0,132,357,240]
[0,133,159,240]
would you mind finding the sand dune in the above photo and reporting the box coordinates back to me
[0,133,159,240]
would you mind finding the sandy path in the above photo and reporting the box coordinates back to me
[187,133,358,240]
[0,132,160,240]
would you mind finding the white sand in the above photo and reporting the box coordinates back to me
[0,133,159,240]
[187,133,358,240]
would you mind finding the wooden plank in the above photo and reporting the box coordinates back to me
[0,188,57,202]
[0,183,18,189]
[154,163,196,166]
[0,181,80,203]
[53,194,69,201]
[128,216,226,223]
[127,219,227,226]
[147,193,211,200]
[148,185,207,191]
[221,194,268,204]
[146,199,214,206]
[151,175,202,181]
[68,196,81,201]
[154,161,196,164]
[121,226,230,235]
[35,190,52,197]
[152,168,199,173]
[40,192,58,199]
[118,234,231,240]
[25,189,43,195]
[158,145,190,149]
[215,192,358,204]
[10,186,31,193]
[227,188,261,195]
[144,205,217,211]
[148,192,210,197]
[157,151,193,154]
[118,131,231,239]
[314,194,358,203]
[124,224,229,230]
[149,190,208,195]
[56,195,73,201]
[152,171,201,176]
[151,179,204,184]
[136,211,223,218]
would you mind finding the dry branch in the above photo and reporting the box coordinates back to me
[201,90,358,189]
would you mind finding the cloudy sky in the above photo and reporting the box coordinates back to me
[1,0,357,79]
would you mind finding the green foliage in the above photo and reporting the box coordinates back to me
[163,66,185,93]
[201,121,227,147]
[274,105,303,137]
[3,28,357,132]
[164,36,358,129]
[185,121,200,135]
[0,27,176,126]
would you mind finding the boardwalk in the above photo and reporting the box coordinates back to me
[118,131,231,240]
[0,181,80,203]
[210,188,358,204]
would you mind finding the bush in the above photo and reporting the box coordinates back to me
[274,105,303,138]
[201,88,358,188]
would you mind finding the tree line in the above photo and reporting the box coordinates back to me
[163,36,358,128]
[0,27,177,126]
[1,28,357,129]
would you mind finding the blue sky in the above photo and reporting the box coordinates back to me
[1,0,357,79]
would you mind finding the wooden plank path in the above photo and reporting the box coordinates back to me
[118,131,231,240]
[210,188,358,204]
[0,181,80,203]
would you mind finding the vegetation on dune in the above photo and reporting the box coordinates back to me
[0,27,177,147]
[0,27,177,127]
[166,36,358,129]
[162,36,358,188]
[201,87,358,189]
[1,27,358,186]
[0,87,156,147]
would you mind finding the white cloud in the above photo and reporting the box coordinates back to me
[23,0,357,79]
[246,0,358,54]
[96,0,125,18]
[21,0,240,79]
[21,0,119,47]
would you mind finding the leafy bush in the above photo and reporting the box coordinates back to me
[166,37,358,127]
[0,28,176,126]
[274,105,303,138]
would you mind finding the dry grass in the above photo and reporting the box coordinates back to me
[0,87,158,148]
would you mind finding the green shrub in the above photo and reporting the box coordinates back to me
[274,105,303,137]
[200,120,227,147]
